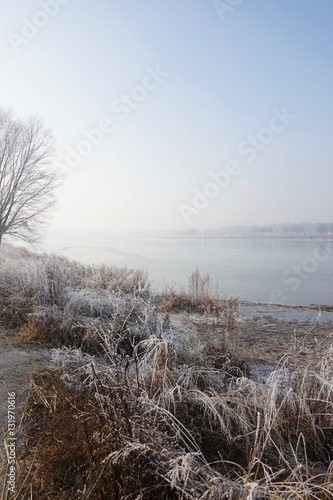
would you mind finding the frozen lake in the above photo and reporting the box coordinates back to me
[41,237,333,307]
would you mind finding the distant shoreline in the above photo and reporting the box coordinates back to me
[43,234,333,241]
[150,235,333,240]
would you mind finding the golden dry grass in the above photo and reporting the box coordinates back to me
[8,329,333,499]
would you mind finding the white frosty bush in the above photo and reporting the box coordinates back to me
[0,244,153,351]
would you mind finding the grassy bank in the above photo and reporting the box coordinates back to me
[1,244,333,499]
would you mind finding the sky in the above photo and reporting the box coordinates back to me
[0,0,332,233]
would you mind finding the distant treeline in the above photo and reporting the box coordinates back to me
[176,222,333,238]
[43,223,333,241]
[245,222,333,236]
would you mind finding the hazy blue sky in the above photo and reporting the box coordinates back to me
[1,0,332,232]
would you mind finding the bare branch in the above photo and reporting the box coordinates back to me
[0,108,60,244]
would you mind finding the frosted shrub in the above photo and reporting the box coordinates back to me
[84,263,150,295]
[0,244,153,352]
[64,288,116,318]
[0,249,49,324]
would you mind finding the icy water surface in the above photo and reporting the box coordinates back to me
[42,237,333,306]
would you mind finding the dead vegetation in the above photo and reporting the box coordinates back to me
[12,333,333,499]
[1,245,333,499]
[158,267,228,316]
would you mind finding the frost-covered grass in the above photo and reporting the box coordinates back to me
[15,335,333,499]
[0,243,151,353]
[1,244,333,499]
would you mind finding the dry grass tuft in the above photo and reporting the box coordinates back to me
[158,267,223,314]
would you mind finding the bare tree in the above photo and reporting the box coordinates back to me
[0,108,59,245]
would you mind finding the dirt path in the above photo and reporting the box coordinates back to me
[0,330,51,494]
